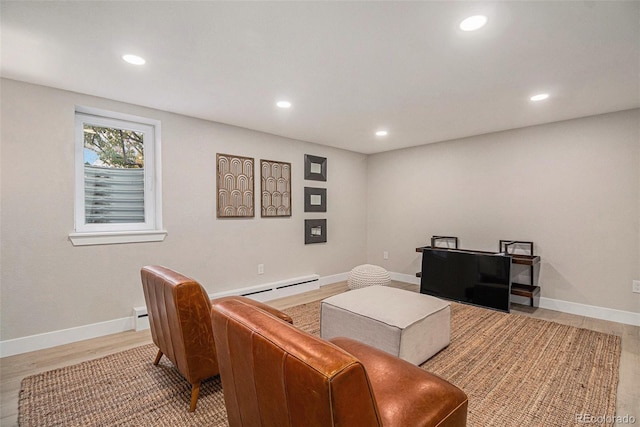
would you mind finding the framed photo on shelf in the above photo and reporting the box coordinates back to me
[499,240,534,255]
[430,235,459,249]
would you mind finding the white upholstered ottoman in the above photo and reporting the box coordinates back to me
[320,286,450,365]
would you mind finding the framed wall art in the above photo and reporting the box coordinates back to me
[304,187,326,212]
[304,154,327,181]
[216,153,255,218]
[305,219,327,244]
[261,159,292,217]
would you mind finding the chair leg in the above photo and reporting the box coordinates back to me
[190,381,201,412]
[153,350,163,366]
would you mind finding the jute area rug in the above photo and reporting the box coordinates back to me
[18,301,621,427]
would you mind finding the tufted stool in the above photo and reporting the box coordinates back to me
[347,264,391,290]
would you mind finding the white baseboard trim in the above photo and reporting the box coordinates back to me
[389,271,640,326]
[318,272,349,286]
[389,272,420,285]
[0,317,134,358]
[538,297,640,326]
[0,272,351,358]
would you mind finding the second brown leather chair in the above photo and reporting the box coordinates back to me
[211,297,468,426]
[140,265,292,411]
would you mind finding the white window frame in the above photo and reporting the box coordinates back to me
[69,106,166,246]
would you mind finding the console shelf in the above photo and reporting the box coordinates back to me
[510,283,541,307]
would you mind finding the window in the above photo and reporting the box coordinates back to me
[69,107,166,246]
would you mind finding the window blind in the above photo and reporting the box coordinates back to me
[84,165,144,223]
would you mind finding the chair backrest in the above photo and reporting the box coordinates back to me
[210,297,382,427]
[141,265,218,384]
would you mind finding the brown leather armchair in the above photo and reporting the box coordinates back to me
[140,265,292,412]
[211,297,468,427]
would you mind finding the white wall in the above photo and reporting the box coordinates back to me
[0,79,368,341]
[367,109,640,314]
[2,78,638,347]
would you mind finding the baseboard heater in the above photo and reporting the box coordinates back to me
[212,274,321,302]
[134,307,149,331]
[133,274,320,331]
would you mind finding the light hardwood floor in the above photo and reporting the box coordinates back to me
[1,281,638,426]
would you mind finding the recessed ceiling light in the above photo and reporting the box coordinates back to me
[530,93,550,102]
[122,54,146,65]
[276,101,292,109]
[459,15,488,31]
[375,130,388,137]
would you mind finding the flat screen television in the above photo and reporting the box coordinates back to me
[420,248,512,312]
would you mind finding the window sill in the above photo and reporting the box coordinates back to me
[69,230,168,246]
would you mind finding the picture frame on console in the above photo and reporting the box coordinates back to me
[431,235,459,249]
[499,240,534,255]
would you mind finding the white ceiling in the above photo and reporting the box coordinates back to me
[2,1,638,154]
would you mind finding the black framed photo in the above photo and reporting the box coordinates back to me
[305,219,327,244]
[304,187,326,212]
[304,154,327,181]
